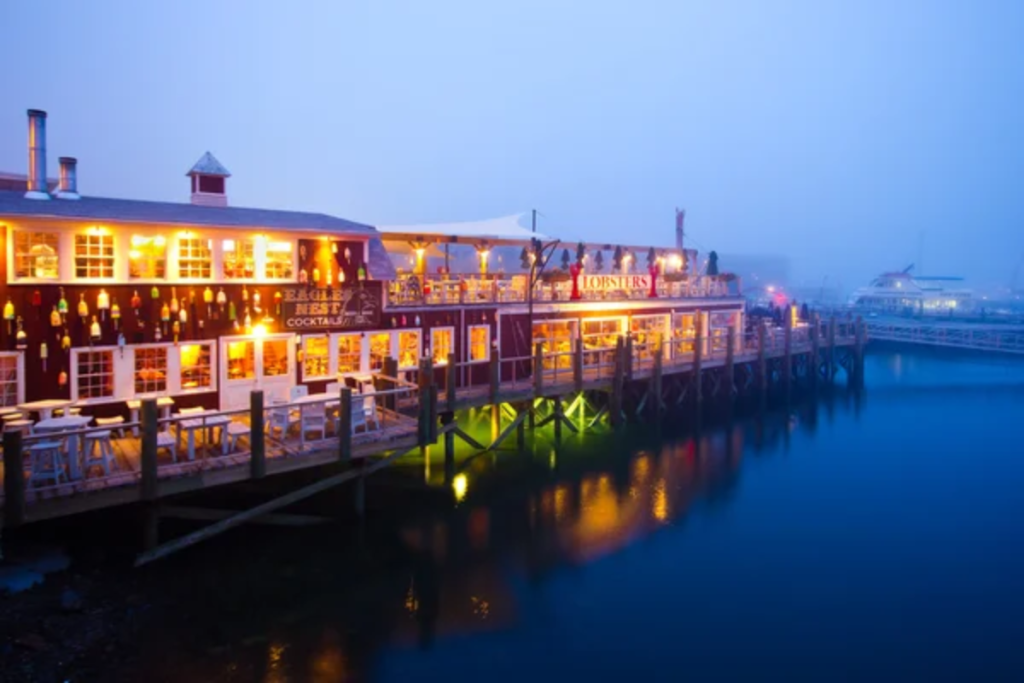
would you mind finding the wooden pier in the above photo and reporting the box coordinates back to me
[865,318,1024,355]
[1,315,863,564]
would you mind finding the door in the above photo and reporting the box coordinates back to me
[219,333,297,410]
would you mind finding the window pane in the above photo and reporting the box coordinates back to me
[129,235,167,279]
[262,339,290,377]
[74,232,114,279]
[469,326,489,362]
[303,335,330,379]
[369,333,390,371]
[180,343,212,390]
[0,355,19,406]
[226,341,255,380]
[76,350,115,400]
[431,328,453,365]
[134,347,168,394]
[338,334,363,374]
[13,231,59,279]
[397,331,420,369]
[265,241,294,279]
[179,237,213,279]
[223,238,255,279]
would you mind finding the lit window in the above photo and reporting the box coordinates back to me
[303,334,330,380]
[397,330,421,369]
[13,231,59,279]
[179,236,212,279]
[75,349,115,400]
[0,354,20,407]
[129,235,167,279]
[74,231,114,278]
[226,340,255,381]
[369,333,391,371]
[222,238,255,279]
[469,325,490,362]
[180,343,213,391]
[134,347,168,395]
[262,339,290,377]
[431,327,454,365]
[338,334,363,374]
[265,240,294,279]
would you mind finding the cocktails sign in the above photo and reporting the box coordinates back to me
[280,282,382,330]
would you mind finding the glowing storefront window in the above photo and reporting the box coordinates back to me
[265,240,294,279]
[13,231,59,279]
[397,330,421,369]
[303,334,330,379]
[431,327,453,365]
[226,340,255,380]
[468,325,490,362]
[179,236,213,278]
[129,235,167,279]
[74,231,115,278]
[180,343,213,390]
[262,339,290,377]
[337,334,363,374]
[133,347,168,395]
[222,238,256,279]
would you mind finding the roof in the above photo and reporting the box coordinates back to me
[366,236,398,281]
[379,213,556,245]
[0,190,375,235]
[186,152,231,177]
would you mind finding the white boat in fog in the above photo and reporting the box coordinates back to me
[849,266,973,317]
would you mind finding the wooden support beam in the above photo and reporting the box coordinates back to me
[588,404,608,429]
[383,356,398,411]
[651,341,664,416]
[488,409,527,452]
[489,352,499,403]
[516,403,526,451]
[534,342,544,397]
[573,337,584,393]
[339,387,352,462]
[693,313,704,408]
[135,443,418,566]
[140,398,159,502]
[553,396,562,441]
[491,404,500,442]
[442,412,456,481]
[2,429,25,527]
[446,352,457,410]
[250,390,266,478]
[453,426,486,451]
[160,506,332,526]
[610,336,625,427]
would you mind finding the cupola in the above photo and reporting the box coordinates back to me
[186,151,231,207]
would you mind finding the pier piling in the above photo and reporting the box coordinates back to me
[339,387,352,462]
[725,327,736,400]
[3,430,25,528]
[757,324,767,402]
[810,314,821,389]
[250,390,266,476]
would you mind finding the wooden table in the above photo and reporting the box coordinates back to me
[34,415,94,480]
[176,412,231,461]
[127,397,176,436]
[19,399,74,421]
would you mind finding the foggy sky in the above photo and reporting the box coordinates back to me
[2,0,1022,292]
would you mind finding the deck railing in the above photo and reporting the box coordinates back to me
[387,273,739,307]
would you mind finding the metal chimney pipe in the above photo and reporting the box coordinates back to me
[56,157,80,200]
[25,109,50,200]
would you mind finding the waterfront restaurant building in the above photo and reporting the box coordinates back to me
[0,109,745,417]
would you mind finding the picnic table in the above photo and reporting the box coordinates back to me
[176,411,232,461]
[34,415,94,480]
[127,397,176,436]
[19,399,74,421]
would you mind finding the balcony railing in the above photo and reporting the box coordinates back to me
[387,273,741,307]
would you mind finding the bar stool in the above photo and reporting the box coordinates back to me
[28,440,67,487]
[82,429,116,477]
[94,416,127,439]
[4,419,34,437]
[226,421,249,451]
[0,406,20,418]
[2,412,25,424]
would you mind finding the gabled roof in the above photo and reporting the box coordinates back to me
[186,152,231,177]
[379,213,556,245]
[0,190,375,235]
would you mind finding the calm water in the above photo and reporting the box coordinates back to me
[123,349,1024,682]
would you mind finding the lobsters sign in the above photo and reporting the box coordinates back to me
[578,274,651,291]
[280,283,382,330]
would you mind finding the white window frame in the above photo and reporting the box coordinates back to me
[72,229,117,281]
[430,326,455,366]
[466,324,491,364]
[10,229,61,282]
[394,328,423,370]
[0,351,26,406]
[176,234,214,280]
[71,341,218,404]
[301,333,333,381]
[332,332,366,377]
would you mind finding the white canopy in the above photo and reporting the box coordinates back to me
[378,213,557,244]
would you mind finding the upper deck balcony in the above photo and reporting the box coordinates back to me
[386,272,742,308]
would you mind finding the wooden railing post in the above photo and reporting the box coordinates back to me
[489,352,500,402]
[140,398,159,502]
[573,337,584,392]
[339,387,352,462]
[534,342,544,397]
[3,429,26,527]
[250,390,265,479]
[383,356,398,412]
[610,336,625,427]
[693,314,704,407]
[446,352,457,410]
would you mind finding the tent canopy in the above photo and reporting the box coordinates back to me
[379,213,556,246]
